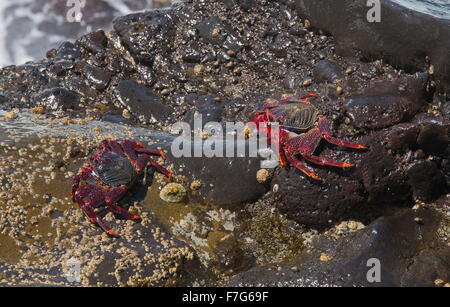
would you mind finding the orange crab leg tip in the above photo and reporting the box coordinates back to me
[167,173,173,182]
[160,150,167,159]
[131,215,141,221]
[107,230,120,237]
[303,93,320,99]
[307,173,321,181]
[356,145,368,149]
[342,163,356,168]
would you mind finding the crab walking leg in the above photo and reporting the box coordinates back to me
[284,151,321,180]
[263,94,321,109]
[100,139,126,156]
[135,147,167,159]
[283,129,324,180]
[71,165,95,201]
[75,188,120,237]
[104,185,141,220]
[134,154,173,180]
[302,154,355,168]
[318,117,367,149]
[322,135,368,149]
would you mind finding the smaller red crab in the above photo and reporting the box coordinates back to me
[71,139,172,237]
[250,94,367,180]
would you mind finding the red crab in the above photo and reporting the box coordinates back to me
[71,139,173,237]
[250,94,367,180]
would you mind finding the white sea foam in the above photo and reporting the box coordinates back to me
[0,0,172,68]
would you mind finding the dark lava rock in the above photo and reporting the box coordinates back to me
[407,161,447,201]
[55,41,81,60]
[32,87,79,111]
[283,74,297,90]
[313,60,343,83]
[47,60,75,78]
[74,62,112,91]
[0,94,6,104]
[275,131,415,229]
[101,114,132,125]
[358,141,411,204]
[180,42,203,63]
[238,0,254,11]
[63,76,98,97]
[346,95,418,130]
[296,0,450,92]
[113,9,177,65]
[386,123,419,152]
[275,168,366,229]
[228,207,450,286]
[345,74,428,130]
[195,16,244,52]
[26,71,49,92]
[115,80,172,123]
[165,140,268,206]
[182,94,224,127]
[271,35,291,58]
[417,123,450,154]
[288,25,308,36]
[77,30,108,54]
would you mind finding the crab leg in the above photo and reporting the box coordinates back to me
[302,154,355,168]
[135,154,173,180]
[263,94,320,109]
[135,147,167,159]
[104,185,141,220]
[100,140,126,156]
[107,204,141,220]
[322,135,367,149]
[71,165,95,201]
[318,117,367,149]
[285,151,321,180]
[76,196,120,237]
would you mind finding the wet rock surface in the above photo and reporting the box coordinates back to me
[345,74,429,130]
[164,140,268,206]
[295,0,450,92]
[113,9,178,66]
[313,60,343,83]
[0,0,448,286]
[228,207,450,287]
[115,80,172,123]
[32,88,80,111]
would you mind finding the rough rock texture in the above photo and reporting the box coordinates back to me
[313,60,343,83]
[115,80,172,123]
[113,9,178,66]
[275,72,448,229]
[345,74,429,130]
[0,0,448,287]
[296,0,450,93]
[32,87,80,111]
[165,140,269,206]
[228,207,450,287]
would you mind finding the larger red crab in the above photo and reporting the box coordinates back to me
[250,94,367,180]
[71,139,172,237]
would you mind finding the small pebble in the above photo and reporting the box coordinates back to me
[160,183,187,203]
[256,169,269,183]
[414,217,424,225]
[320,253,332,262]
